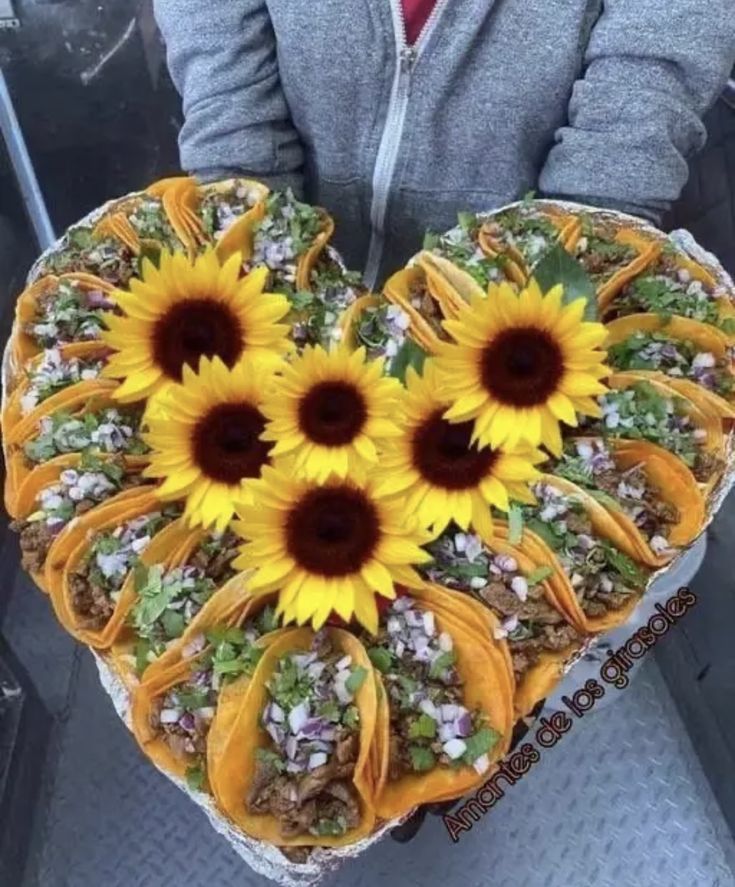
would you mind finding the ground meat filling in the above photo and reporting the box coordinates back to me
[523,483,649,619]
[10,457,144,574]
[247,633,366,840]
[406,278,450,340]
[188,530,241,587]
[555,440,679,555]
[573,220,638,285]
[69,509,178,630]
[423,530,581,678]
[363,597,498,782]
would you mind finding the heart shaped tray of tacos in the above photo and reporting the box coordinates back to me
[3,180,734,886]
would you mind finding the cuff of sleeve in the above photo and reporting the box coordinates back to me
[192,167,305,200]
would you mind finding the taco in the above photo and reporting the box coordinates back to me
[97,192,184,254]
[412,251,486,318]
[3,344,113,444]
[478,202,582,285]
[514,480,651,633]
[423,529,587,717]
[164,177,270,253]
[602,247,735,335]
[35,224,141,288]
[606,313,735,402]
[210,626,377,846]
[110,528,246,687]
[11,273,118,367]
[285,254,365,352]
[343,293,428,375]
[550,437,704,567]
[45,496,186,647]
[9,453,150,592]
[216,189,334,295]
[383,266,449,352]
[422,213,508,293]
[4,394,149,518]
[363,591,512,819]
[580,372,726,490]
[568,217,659,302]
[131,591,280,792]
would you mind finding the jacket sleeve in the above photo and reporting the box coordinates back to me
[539,0,735,223]
[153,0,304,195]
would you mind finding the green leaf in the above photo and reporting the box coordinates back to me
[367,647,393,674]
[457,211,477,233]
[409,745,436,772]
[318,700,341,722]
[423,230,440,250]
[134,639,153,677]
[346,665,367,694]
[587,488,624,513]
[185,765,206,792]
[462,727,499,764]
[601,541,647,587]
[507,504,524,545]
[525,565,554,586]
[429,650,456,679]
[409,713,437,740]
[255,747,285,773]
[525,516,563,551]
[389,338,427,382]
[533,244,598,320]
[205,625,246,646]
[342,705,360,730]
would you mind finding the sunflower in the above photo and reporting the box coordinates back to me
[143,355,276,531]
[102,247,291,401]
[435,279,609,455]
[233,465,433,633]
[260,345,402,482]
[375,361,544,537]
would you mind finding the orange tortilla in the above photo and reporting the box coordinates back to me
[209,626,377,848]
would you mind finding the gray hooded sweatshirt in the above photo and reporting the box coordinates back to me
[153,0,735,285]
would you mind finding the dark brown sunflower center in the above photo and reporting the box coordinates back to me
[297,381,367,446]
[153,298,244,381]
[285,487,380,577]
[480,326,564,407]
[192,402,270,484]
[412,410,497,489]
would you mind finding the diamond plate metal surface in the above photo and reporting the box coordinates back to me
[11,574,734,887]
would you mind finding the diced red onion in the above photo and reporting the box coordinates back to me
[419,699,438,719]
[288,702,309,734]
[454,712,473,738]
[159,708,181,725]
[438,632,453,652]
[335,655,352,671]
[308,752,328,770]
[473,753,490,774]
[440,704,458,722]
[443,738,467,760]
[269,702,285,723]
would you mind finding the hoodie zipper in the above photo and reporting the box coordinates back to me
[363,0,449,289]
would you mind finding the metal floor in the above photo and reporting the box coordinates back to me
[4,558,734,887]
